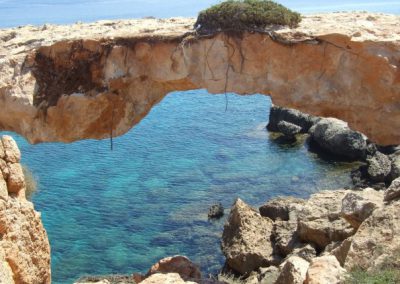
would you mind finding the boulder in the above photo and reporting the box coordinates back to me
[277,121,302,140]
[341,188,383,228]
[258,266,280,284]
[222,199,276,274]
[259,197,305,221]
[275,256,309,284]
[389,154,400,181]
[345,200,400,270]
[0,175,8,200]
[145,256,201,281]
[289,244,317,263]
[272,220,299,256]
[366,151,392,182]
[323,239,352,267]
[305,255,346,284]
[1,136,21,164]
[297,190,355,249]
[384,177,400,202]
[267,106,319,133]
[208,203,224,219]
[309,118,367,160]
[6,163,26,195]
[141,273,197,284]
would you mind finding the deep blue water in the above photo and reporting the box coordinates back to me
[0,1,397,283]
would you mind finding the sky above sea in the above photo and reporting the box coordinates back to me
[0,0,399,28]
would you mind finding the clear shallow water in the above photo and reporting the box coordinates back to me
[5,91,357,283]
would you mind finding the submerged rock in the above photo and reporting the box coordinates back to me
[309,118,367,160]
[221,199,276,274]
[208,203,224,219]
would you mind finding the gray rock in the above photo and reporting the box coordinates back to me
[290,244,316,263]
[309,118,367,160]
[259,266,280,284]
[275,256,309,284]
[389,154,400,182]
[367,152,392,182]
[384,177,400,202]
[208,203,224,219]
[267,106,319,133]
[277,121,302,139]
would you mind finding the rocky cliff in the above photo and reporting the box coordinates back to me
[0,136,51,283]
[1,12,399,145]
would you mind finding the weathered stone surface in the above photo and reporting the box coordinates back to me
[0,174,8,200]
[6,163,26,195]
[367,151,392,182]
[276,256,309,284]
[345,200,400,270]
[1,136,21,163]
[1,13,400,145]
[259,266,280,284]
[389,154,400,181]
[141,273,197,284]
[384,177,400,202]
[309,118,367,160]
[272,221,299,256]
[298,190,355,249]
[277,121,302,139]
[341,188,383,228]
[323,238,352,266]
[259,196,304,221]
[305,255,346,284]
[267,105,319,133]
[290,244,317,263]
[208,203,224,219]
[145,255,201,281]
[222,199,275,274]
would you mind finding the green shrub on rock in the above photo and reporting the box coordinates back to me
[194,0,301,33]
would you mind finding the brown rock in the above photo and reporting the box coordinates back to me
[1,136,21,163]
[290,244,317,263]
[305,255,346,284]
[0,159,9,180]
[384,177,400,202]
[6,163,26,195]
[276,256,309,284]
[272,220,299,256]
[345,200,400,270]
[259,197,305,221]
[341,188,383,228]
[323,238,352,267]
[0,141,4,159]
[145,256,201,281]
[141,273,197,284]
[298,190,355,249]
[222,198,276,274]
[0,174,8,200]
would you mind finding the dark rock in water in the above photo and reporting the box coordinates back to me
[208,203,224,219]
[277,121,302,141]
[309,118,367,161]
[267,105,319,133]
[367,151,392,182]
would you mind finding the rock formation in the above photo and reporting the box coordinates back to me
[1,12,400,145]
[0,135,51,283]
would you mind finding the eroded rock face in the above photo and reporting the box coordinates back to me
[276,256,309,284]
[0,135,51,284]
[145,255,201,281]
[221,199,276,274]
[305,255,346,284]
[384,177,400,201]
[1,13,400,145]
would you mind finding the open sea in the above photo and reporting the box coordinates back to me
[1,1,399,283]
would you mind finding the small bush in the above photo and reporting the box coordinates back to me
[22,165,38,200]
[194,0,302,33]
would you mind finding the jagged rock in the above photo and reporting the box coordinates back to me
[272,221,299,256]
[259,197,305,221]
[341,188,383,228]
[0,159,9,180]
[222,199,276,274]
[309,118,367,160]
[275,256,309,284]
[141,273,197,284]
[1,136,21,163]
[0,136,50,284]
[305,255,346,284]
[323,238,352,266]
[267,106,319,133]
[208,203,224,219]
[277,121,302,140]
[259,266,280,284]
[345,200,400,270]
[290,244,317,263]
[367,151,392,182]
[384,177,400,202]
[389,154,400,182]
[145,256,201,281]
[6,163,25,195]
[297,190,355,250]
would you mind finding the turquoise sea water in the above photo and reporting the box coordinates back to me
[1,1,398,283]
